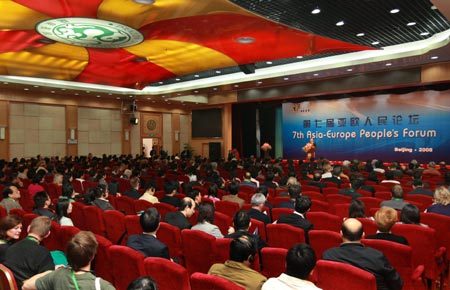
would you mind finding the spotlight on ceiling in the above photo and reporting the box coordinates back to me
[356,33,365,37]
[420,32,430,36]
[390,8,400,14]
[430,56,439,60]
[311,8,321,14]
[371,41,380,45]
[336,21,345,26]
[133,0,155,4]
[407,22,416,26]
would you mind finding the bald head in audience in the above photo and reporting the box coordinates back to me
[341,218,364,242]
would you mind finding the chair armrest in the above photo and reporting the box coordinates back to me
[411,265,424,281]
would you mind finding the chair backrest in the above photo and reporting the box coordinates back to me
[271,208,293,222]
[356,218,378,235]
[266,224,304,249]
[322,187,340,195]
[0,264,18,290]
[260,247,288,278]
[215,200,240,218]
[307,212,341,232]
[302,191,326,201]
[94,234,113,283]
[214,211,232,236]
[153,203,177,220]
[420,212,450,260]
[59,226,81,250]
[190,272,245,290]
[109,245,145,290]
[315,260,377,290]
[405,195,433,210]
[181,230,217,275]
[273,196,291,207]
[330,203,350,220]
[124,215,142,237]
[374,191,392,200]
[71,202,87,230]
[249,218,266,241]
[144,257,190,290]
[361,239,422,290]
[157,222,183,261]
[214,238,232,263]
[325,194,351,205]
[41,221,62,251]
[84,206,106,236]
[309,230,342,260]
[391,223,441,280]
[103,210,126,244]
[116,196,136,215]
[358,197,383,216]
[134,199,154,212]
[8,208,26,218]
[309,200,330,212]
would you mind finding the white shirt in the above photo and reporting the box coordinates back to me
[262,273,321,290]
[60,216,74,226]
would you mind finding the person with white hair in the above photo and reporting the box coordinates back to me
[423,161,441,176]
[247,193,270,224]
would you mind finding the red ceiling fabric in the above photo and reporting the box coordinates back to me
[0,30,46,53]
[13,0,103,18]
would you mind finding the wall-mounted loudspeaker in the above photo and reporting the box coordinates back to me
[130,117,139,125]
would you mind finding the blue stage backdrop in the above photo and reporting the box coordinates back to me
[282,90,450,163]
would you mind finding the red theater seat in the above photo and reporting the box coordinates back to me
[266,224,304,249]
[144,257,190,290]
[84,206,106,236]
[260,247,288,278]
[115,195,136,215]
[181,230,217,275]
[94,234,113,284]
[103,210,126,244]
[307,212,341,232]
[157,222,183,262]
[309,230,342,260]
[190,272,245,290]
[109,245,145,290]
[215,200,240,218]
[0,264,18,290]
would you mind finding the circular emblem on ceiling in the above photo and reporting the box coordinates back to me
[36,18,144,49]
[147,119,157,131]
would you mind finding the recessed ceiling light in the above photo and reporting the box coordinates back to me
[215,70,221,74]
[175,78,181,81]
[371,41,380,45]
[50,91,55,93]
[296,55,303,59]
[313,73,319,76]
[284,77,289,80]
[266,61,273,65]
[194,91,198,93]
[116,97,120,99]
[33,85,39,88]
[430,56,439,60]
[407,22,416,26]
[96,95,101,98]
[213,88,218,91]
[236,36,255,44]
[385,63,392,66]
[61,88,66,91]
[390,8,400,14]
[23,88,29,91]
[194,74,200,78]
[431,5,437,10]
[356,33,365,37]
[311,8,321,14]
[133,0,155,4]
[147,97,151,100]
[257,81,262,84]
[347,68,353,72]
[129,95,133,98]
[420,32,430,36]
[234,84,239,87]
[158,82,163,84]
[336,21,345,26]
[75,93,79,96]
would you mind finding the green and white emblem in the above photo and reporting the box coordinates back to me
[36,18,144,48]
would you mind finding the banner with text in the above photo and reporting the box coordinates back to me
[282,90,450,162]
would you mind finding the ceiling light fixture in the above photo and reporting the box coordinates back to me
[311,8,321,14]
[23,88,29,91]
[385,63,392,66]
[347,68,353,72]
[133,0,155,4]
[407,22,416,26]
[236,36,255,44]
[313,73,319,76]
[284,77,289,80]
[390,8,400,14]
[371,41,380,45]
[336,21,345,26]
[430,56,439,60]
[296,56,303,59]
[420,32,430,36]
[356,33,365,37]
[194,74,200,78]
[266,61,273,65]
[175,78,181,81]
[215,70,221,74]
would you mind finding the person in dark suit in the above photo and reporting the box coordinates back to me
[160,181,181,208]
[338,178,362,200]
[278,195,313,243]
[323,218,403,290]
[127,208,170,259]
[408,179,433,196]
[366,207,408,245]
[226,211,266,250]
[277,184,301,209]
[247,193,270,224]
[164,197,196,230]
[123,176,141,199]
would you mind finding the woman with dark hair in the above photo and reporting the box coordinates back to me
[28,173,45,197]
[92,184,114,211]
[55,198,74,226]
[0,215,22,262]
[348,199,366,218]
[400,204,427,227]
[204,183,220,203]
[191,202,223,238]
[127,277,158,290]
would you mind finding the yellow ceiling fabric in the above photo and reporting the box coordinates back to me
[125,39,237,76]
[0,43,89,80]
[0,0,49,30]
[97,0,154,29]
[139,0,254,28]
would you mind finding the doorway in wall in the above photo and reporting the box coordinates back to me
[142,138,153,157]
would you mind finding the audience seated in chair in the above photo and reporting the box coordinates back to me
[408,179,433,196]
[348,199,367,218]
[277,184,301,209]
[91,184,115,211]
[366,207,408,245]
[0,215,22,263]
[208,233,267,290]
[262,243,320,290]
[426,186,450,216]
[127,208,170,259]
[32,192,57,221]
[4,216,54,287]
[247,193,271,224]
[0,186,23,214]
[278,196,313,243]
[124,177,142,200]
[55,198,74,226]
[222,182,244,208]
[139,182,159,204]
[192,202,223,238]
[22,231,115,290]
[160,181,181,209]
[338,178,362,200]
[380,185,409,210]
[399,204,427,227]
[323,218,403,290]
[226,211,266,250]
[127,276,158,290]
[164,197,196,230]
